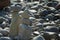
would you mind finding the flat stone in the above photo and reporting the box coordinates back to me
[0,37,12,40]
[32,35,45,40]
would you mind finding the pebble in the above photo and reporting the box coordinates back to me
[32,35,45,40]
[0,37,12,40]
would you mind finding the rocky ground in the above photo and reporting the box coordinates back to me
[0,0,60,40]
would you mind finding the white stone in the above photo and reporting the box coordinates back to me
[0,37,12,40]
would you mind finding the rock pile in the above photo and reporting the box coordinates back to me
[0,0,60,40]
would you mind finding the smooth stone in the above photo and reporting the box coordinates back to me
[55,19,60,24]
[10,4,21,12]
[47,2,58,7]
[33,31,40,36]
[44,26,59,33]
[0,17,5,24]
[4,27,10,31]
[42,31,58,40]
[0,37,12,40]
[0,29,9,36]
[55,4,60,10]
[0,33,3,37]
[32,35,45,40]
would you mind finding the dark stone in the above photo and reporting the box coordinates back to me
[0,33,3,37]
[44,27,59,33]
[47,2,58,7]
[39,10,51,18]
[42,32,58,40]
[0,17,5,24]
[55,4,60,10]
[34,15,40,19]
[0,29,9,36]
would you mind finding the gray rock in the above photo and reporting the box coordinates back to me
[44,26,59,33]
[55,19,60,24]
[0,17,5,24]
[0,29,9,36]
[32,35,45,40]
[0,33,3,37]
[10,4,21,12]
[0,37,12,40]
[42,32,58,40]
